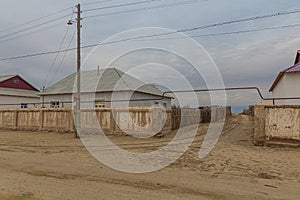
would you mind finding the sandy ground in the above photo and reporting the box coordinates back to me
[0,114,300,200]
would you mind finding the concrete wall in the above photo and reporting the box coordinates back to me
[272,73,300,105]
[0,109,74,132]
[254,105,300,146]
[80,107,173,136]
[0,106,231,135]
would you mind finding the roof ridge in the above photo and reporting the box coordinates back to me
[282,65,295,72]
[112,68,130,90]
[280,61,300,72]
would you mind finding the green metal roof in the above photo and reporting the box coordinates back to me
[42,68,170,98]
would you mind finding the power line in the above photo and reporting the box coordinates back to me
[2,9,300,61]
[0,47,77,61]
[43,27,71,87]
[135,23,300,41]
[0,6,73,34]
[43,9,76,87]
[47,29,76,87]
[0,22,62,44]
[82,0,117,6]
[84,0,207,18]
[83,0,164,12]
[176,9,300,33]
[0,13,73,40]
[43,27,74,87]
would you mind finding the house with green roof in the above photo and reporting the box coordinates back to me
[41,68,172,108]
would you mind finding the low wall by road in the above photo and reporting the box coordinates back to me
[254,105,300,146]
[80,107,173,135]
[0,106,231,135]
[0,109,74,132]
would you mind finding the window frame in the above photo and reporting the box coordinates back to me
[20,103,28,108]
[50,101,60,108]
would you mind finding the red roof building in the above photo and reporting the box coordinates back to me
[0,75,39,91]
[269,51,300,105]
[0,75,39,108]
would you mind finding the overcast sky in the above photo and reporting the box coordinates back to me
[1,0,300,106]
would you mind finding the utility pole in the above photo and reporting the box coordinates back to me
[75,3,81,138]
[68,4,81,138]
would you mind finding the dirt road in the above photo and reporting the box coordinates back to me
[0,114,300,200]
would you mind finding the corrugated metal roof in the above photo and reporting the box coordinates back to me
[42,68,170,98]
[0,87,39,98]
[0,75,16,83]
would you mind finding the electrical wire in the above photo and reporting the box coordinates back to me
[0,47,77,61]
[84,0,207,18]
[82,0,117,6]
[47,29,76,87]
[83,0,164,12]
[0,22,62,44]
[43,9,76,87]
[176,9,300,33]
[2,9,300,61]
[0,6,73,34]
[43,26,72,87]
[0,13,73,40]
[134,23,300,41]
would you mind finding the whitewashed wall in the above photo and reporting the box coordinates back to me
[42,94,73,108]
[272,73,300,105]
[42,91,172,108]
[0,95,40,108]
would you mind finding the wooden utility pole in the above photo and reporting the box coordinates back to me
[75,3,81,138]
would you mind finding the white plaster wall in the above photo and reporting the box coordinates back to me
[0,96,40,108]
[42,91,172,108]
[43,94,73,108]
[272,75,286,98]
[272,73,300,105]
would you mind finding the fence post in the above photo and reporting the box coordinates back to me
[254,105,266,146]
[14,110,18,129]
[39,109,44,130]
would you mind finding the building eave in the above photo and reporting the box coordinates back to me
[40,90,173,99]
[0,94,39,98]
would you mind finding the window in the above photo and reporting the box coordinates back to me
[154,101,159,106]
[13,79,19,84]
[50,101,60,108]
[163,103,167,108]
[21,103,28,108]
[95,99,105,108]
